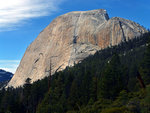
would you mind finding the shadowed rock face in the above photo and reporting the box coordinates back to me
[7,9,147,88]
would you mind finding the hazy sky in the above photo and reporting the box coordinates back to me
[0,0,150,73]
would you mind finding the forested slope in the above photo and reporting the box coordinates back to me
[0,32,150,113]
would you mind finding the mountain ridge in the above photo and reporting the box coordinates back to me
[7,9,147,88]
[0,69,13,88]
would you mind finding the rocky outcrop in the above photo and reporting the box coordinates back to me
[7,9,147,88]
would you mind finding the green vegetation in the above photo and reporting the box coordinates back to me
[0,32,150,113]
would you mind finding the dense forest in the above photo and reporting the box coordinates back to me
[0,32,150,113]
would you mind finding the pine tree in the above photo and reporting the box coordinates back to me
[23,78,32,113]
[140,36,150,85]
[99,53,127,100]
[90,76,98,101]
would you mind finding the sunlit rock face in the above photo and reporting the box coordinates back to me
[7,9,147,88]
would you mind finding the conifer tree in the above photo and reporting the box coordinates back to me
[99,53,127,100]
[140,36,150,85]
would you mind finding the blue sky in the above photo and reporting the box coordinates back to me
[0,0,150,73]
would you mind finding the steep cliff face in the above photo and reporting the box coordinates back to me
[7,9,147,88]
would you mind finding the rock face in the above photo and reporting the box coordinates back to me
[7,9,147,88]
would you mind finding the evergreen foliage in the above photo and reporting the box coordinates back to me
[140,35,150,84]
[0,32,150,113]
[99,54,128,100]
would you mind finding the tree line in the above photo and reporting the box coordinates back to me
[0,32,150,113]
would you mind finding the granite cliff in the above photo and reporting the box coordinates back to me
[7,9,147,88]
